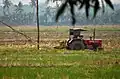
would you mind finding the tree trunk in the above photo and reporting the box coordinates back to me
[36,0,40,50]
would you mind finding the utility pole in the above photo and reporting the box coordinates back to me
[36,0,40,50]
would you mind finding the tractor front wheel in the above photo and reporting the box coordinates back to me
[92,43,99,51]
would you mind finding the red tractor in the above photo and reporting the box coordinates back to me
[66,28,103,50]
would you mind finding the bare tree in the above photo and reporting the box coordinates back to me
[36,0,40,49]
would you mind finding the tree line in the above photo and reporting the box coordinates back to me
[0,0,120,26]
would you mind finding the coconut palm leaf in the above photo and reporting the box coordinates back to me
[48,0,114,25]
[55,0,68,22]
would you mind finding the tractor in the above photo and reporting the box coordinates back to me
[55,28,103,50]
[66,28,102,50]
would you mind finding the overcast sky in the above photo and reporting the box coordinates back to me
[0,0,44,4]
[0,0,120,4]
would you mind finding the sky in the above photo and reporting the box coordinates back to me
[0,0,120,5]
[0,0,45,5]
[10,0,45,4]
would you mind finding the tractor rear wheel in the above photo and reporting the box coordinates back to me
[69,40,85,50]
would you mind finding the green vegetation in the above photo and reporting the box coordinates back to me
[0,0,120,26]
[0,46,120,79]
[0,25,120,79]
[0,65,120,79]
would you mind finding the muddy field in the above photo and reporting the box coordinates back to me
[0,25,120,50]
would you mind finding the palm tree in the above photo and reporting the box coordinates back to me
[44,6,52,25]
[14,1,24,24]
[3,0,12,16]
[14,1,23,14]
[30,0,36,10]
[30,0,36,22]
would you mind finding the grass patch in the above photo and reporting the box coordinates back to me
[0,65,120,79]
[0,46,120,79]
